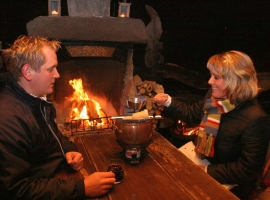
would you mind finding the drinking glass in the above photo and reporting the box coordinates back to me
[107,159,124,184]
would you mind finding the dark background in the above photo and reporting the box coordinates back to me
[1,0,270,73]
[0,1,270,123]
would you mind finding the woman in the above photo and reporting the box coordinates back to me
[154,50,270,199]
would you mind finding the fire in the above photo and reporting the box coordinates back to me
[69,79,89,120]
[68,78,108,129]
[69,79,88,101]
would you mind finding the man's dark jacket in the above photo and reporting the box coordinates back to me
[0,76,85,199]
[163,90,270,199]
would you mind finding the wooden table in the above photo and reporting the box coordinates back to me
[60,130,239,200]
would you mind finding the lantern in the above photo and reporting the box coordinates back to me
[48,0,61,16]
[118,0,131,18]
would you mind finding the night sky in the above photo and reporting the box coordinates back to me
[1,0,270,72]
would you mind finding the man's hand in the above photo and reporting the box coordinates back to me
[84,172,116,197]
[65,152,83,171]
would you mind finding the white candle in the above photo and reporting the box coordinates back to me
[52,10,58,15]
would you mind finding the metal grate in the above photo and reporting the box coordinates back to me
[67,116,114,135]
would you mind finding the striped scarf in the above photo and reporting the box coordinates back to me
[195,98,235,159]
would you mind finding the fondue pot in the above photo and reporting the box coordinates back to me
[113,118,153,164]
[114,118,152,145]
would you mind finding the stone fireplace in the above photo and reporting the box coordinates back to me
[26,16,147,134]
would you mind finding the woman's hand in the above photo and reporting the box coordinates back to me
[153,93,169,106]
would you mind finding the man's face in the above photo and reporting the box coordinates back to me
[30,47,60,97]
[208,72,227,100]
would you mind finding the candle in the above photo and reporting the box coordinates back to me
[52,10,58,15]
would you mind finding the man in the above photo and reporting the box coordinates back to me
[0,35,115,199]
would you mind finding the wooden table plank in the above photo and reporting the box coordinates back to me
[67,131,238,200]
[68,137,109,200]
[80,133,193,200]
[148,131,239,200]
[71,136,97,175]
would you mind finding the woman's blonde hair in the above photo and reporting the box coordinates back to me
[2,35,60,81]
[207,50,259,103]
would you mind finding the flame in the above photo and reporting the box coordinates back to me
[69,79,89,102]
[68,78,106,129]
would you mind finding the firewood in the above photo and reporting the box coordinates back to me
[151,90,157,96]
[139,87,146,94]
[154,84,165,94]
[152,103,158,109]
[85,100,99,119]
[158,106,164,111]
[155,110,161,115]
[136,85,141,91]
[143,80,156,86]
[146,98,153,110]
[146,84,153,92]
[133,75,143,85]
[148,109,155,116]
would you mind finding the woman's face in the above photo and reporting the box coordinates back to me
[208,72,227,99]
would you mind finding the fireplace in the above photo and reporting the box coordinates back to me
[53,43,128,121]
[27,16,147,135]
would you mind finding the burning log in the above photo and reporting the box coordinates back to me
[64,78,109,126]
[85,100,99,119]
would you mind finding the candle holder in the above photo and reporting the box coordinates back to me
[48,0,61,16]
[118,0,131,18]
